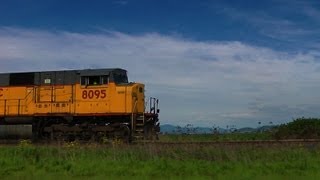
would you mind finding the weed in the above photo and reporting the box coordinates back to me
[0,143,320,179]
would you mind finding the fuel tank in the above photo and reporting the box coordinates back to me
[0,125,32,139]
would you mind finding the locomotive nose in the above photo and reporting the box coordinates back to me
[132,84,145,113]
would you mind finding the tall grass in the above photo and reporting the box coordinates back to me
[0,142,320,179]
[159,132,273,142]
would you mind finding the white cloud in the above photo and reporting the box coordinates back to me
[1,27,320,127]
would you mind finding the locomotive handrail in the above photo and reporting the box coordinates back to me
[149,97,159,114]
[24,88,34,106]
[131,99,138,131]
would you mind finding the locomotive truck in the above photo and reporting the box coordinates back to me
[0,68,160,142]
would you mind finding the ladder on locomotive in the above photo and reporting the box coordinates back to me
[134,97,159,140]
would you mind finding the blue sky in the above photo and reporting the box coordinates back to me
[1,0,320,128]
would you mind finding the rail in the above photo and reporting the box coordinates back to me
[133,139,320,146]
[0,139,320,146]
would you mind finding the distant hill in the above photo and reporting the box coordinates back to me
[257,125,276,132]
[160,124,227,134]
[160,124,276,134]
[160,124,177,133]
[237,127,256,133]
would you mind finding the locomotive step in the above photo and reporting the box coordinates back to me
[135,129,144,132]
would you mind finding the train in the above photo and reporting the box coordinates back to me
[0,68,160,142]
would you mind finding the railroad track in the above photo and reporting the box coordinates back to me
[135,139,320,146]
[0,139,320,146]
[142,139,320,144]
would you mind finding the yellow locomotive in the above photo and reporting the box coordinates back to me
[0,68,160,141]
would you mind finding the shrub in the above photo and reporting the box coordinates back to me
[273,117,320,139]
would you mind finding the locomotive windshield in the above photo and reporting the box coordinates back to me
[79,69,128,85]
[113,72,128,84]
[80,75,109,86]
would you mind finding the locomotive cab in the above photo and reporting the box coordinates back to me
[78,69,159,140]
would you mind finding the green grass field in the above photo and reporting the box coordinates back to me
[158,132,274,142]
[0,140,320,179]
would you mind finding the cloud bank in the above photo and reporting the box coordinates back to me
[1,27,320,127]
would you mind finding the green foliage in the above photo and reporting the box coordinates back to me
[274,117,320,139]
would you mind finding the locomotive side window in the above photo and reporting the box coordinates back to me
[102,75,109,84]
[81,76,109,86]
[81,76,87,85]
[88,76,100,85]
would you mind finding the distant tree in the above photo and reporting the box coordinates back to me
[184,124,198,134]
[175,126,182,134]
